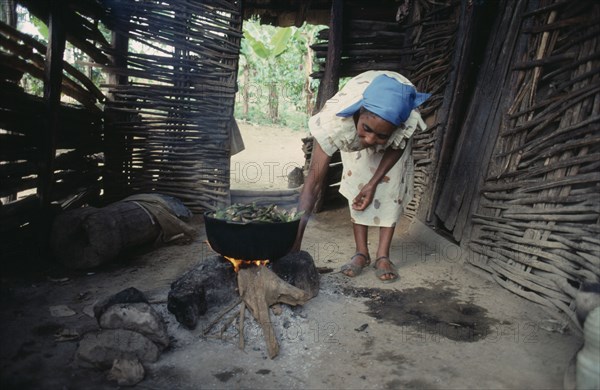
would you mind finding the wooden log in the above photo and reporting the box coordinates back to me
[238,302,246,350]
[237,266,309,359]
[50,200,164,269]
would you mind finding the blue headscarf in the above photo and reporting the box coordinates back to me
[336,74,431,126]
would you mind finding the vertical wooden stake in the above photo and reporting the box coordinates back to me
[37,0,66,254]
[314,0,343,112]
[312,0,343,212]
[104,23,130,201]
[238,302,246,350]
[39,0,66,209]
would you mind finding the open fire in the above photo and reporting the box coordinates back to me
[223,256,269,272]
[205,240,269,272]
[168,251,319,359]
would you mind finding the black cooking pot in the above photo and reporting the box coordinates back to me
[203,211,300,260]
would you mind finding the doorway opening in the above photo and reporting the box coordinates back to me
[230,19,326,193]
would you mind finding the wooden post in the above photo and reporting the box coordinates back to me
[312,0,343,212]
[35,0,66,254]
[294,0,311,28]
[39,0,65,208]
[434,0,527,242]
[0,0,17,205]
[422,1,479,224]
[314,0,343,113]
[104,21,130,202]
[2,0,17,27]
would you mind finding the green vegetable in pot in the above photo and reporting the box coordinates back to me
[211,203,304,223]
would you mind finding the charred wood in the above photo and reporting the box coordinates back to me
[167,256,238,330]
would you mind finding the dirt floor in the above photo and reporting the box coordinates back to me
[0,123,584,389]
[230,121,308,191]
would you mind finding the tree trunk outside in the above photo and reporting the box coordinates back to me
[241,63,250,119]
[1,0,17,26]
[268,82,278,122]
[304,40,315,116]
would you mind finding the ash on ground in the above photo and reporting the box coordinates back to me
[152,297,312,359]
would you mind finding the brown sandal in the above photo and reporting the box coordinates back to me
[341,252,371,277]
[373,256,399,283]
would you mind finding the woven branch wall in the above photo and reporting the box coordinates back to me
[102,0,242,212]
[468,0,600,328]
[0,1,107,258]
[401,1,460,222]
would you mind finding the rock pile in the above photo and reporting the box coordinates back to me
[76,287,169,386]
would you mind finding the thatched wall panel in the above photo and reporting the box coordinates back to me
[102,0,242,212]
[400,0,461,222]
[467,0,600,328]
[0,4,106,257]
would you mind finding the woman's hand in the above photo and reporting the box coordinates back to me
[352,147,405,211]
[352,183,376,211]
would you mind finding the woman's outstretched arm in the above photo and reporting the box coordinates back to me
[291,141,332,252]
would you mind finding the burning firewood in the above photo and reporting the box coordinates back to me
[168,251,319,358]
[237,266,310,359]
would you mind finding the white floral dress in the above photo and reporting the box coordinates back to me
[309,70,427,227]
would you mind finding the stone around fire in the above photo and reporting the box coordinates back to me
[271,250,320,299]
[99,302,170,349]
[167,256,238,329]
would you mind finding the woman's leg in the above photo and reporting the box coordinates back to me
[354,223,369,257]
[374,226,398,281]
[341,223,370,277]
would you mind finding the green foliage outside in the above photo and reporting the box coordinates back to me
[13,5,107,100]
[12,7,324,131]
[236,19,325,131]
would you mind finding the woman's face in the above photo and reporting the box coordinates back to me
[354,110,396,148]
